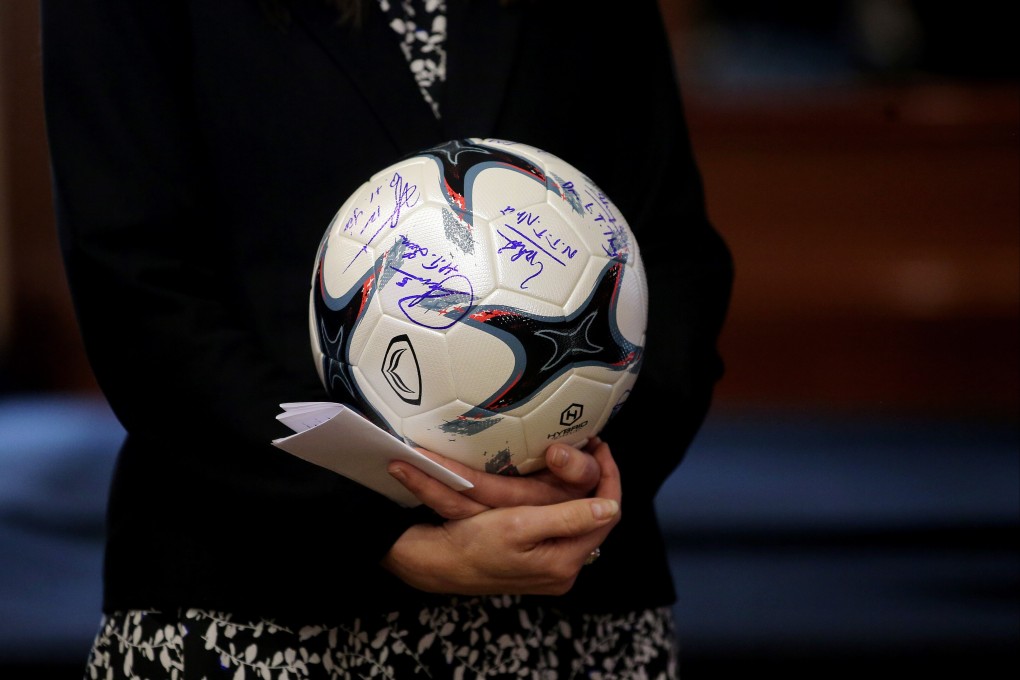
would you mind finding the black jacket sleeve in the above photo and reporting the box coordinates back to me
[41,0,421,614]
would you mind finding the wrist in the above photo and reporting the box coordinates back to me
[381,523,454,593]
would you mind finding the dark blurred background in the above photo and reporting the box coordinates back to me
[2,1,1017,678]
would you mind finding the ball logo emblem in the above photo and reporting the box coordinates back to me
[381,335,422,405]
[560,403,583,427]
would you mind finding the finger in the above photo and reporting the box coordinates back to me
[411,448,540,506]
[555,442,622,557]
[506,497,620,546]
[412,448,486,486]
[590,440,622,502]
[412,446,598,509]
[389,462,489,520]
[528,531,607,575]
[545,443,600,493]
[417,447,578,508]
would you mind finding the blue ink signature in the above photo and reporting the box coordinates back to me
[391,267,475,330]
[342,173,421,273]
[496,224,568,290]
[583,187,628,257]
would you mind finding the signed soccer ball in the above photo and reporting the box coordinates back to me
[310,138,647,475]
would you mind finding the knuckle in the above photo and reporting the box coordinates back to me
[559,505,587,535]
[547,573,578,596]
[551,561,578,584]
[437,500,466,519]
[502,513,529,542]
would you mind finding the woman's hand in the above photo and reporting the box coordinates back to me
[388,438,605,519]
[381,441,621,596]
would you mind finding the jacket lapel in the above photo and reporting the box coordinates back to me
[442,0,522,139]
[288,0,521,150]
[289,0,442,154]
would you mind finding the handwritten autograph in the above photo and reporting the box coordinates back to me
[340,172,421,274]
[390,234,474,330]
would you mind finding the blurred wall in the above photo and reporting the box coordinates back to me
[662,0,1019,420]
[686,86,1018,419]
[1,0,1018,420]
[0,0,97,394]
[0,2,16,368]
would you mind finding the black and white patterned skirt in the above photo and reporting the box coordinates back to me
[84,595,679,679]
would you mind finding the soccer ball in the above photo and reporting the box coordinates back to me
[310,138,647,475]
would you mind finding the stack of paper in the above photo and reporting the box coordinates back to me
[272,402,472,507]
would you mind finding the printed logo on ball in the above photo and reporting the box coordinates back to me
[560,403,583,426]
[382,335,422,405]
[547,402,589,441]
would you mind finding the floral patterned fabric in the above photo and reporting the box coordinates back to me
[84,596,679,679]
[378,0,447,119]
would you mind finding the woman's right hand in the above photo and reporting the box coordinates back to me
[380,442,621,596]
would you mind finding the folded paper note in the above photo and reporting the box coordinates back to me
[272,402,473,507]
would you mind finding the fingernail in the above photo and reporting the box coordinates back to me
[591,499,619,520]
[389,466,407,483]
[550,446,569,467]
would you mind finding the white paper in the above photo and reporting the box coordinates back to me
[271,402,473,507]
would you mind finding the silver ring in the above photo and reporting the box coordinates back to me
[583,547,601,566]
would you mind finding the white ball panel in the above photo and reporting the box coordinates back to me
[320,229,378,302]
[574,365,640,433]
[480,287,564,320]
[445,322,516,406]
[615,258,649,345]
[561,256,612,317]
[473,138,545,164]
[468,163,549,223]
[327,157,433,252]
[606,375,639,425]
[521,375,614,454]
[321,180,369,244]
[349,364,404,438]
[341,290,381,366]
[402,403,528,474]
[488,204,595,308]
[371,205,499,331]
[356,315,456,417]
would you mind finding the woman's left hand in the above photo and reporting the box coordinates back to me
[381,440,621,596]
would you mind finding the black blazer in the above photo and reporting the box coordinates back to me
[41,0,732,619]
